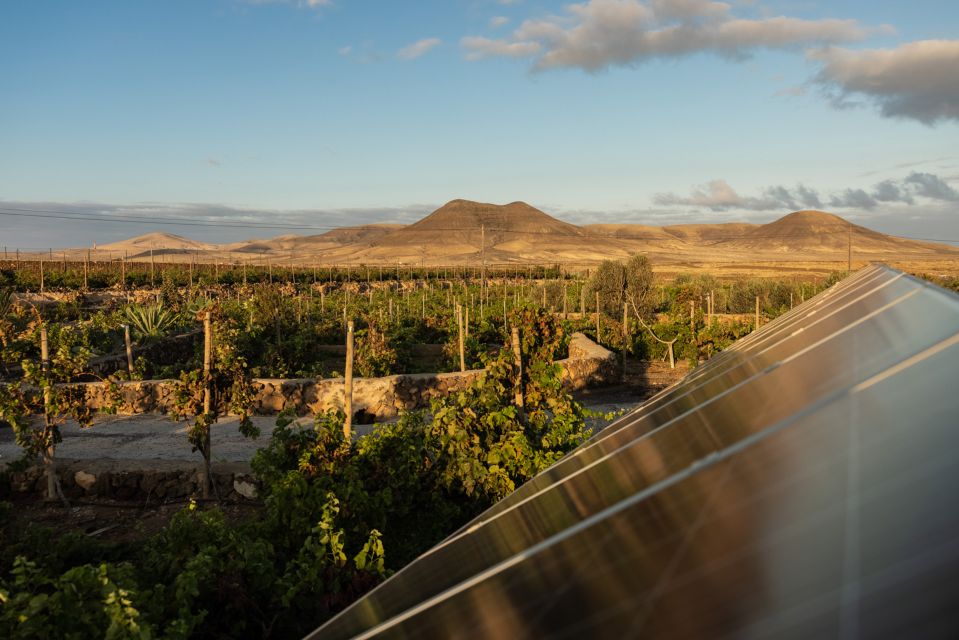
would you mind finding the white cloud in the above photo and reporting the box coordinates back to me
[462,0,886,71]
[655,179,750,209]
[241,0,333,9]
[462,36,541,60]
[337,45,352,56]
[397,37,442,60]
[810,40,959,125]
[490,16,510,28]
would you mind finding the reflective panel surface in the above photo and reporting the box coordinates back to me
[307,267,959,640]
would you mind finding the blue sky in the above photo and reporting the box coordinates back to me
[1,0,957,247]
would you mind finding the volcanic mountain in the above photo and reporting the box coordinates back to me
[722,210,948,255]
[355,200,589,262]
[97,232,214,256]
[77,200,959,268]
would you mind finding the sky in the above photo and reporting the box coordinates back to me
[1,0,958,248]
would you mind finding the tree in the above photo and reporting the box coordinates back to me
[624,254,654,319]
[585,260,626,318]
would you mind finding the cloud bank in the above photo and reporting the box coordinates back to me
[810,40,959,125]
[655,172,959,212]
[462,0,887,71]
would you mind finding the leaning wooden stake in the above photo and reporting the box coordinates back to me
[755,295,760,331]
[343,320,354,440]
[629,300,676,369]
[124,324,134,375]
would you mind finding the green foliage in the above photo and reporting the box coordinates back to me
[170,311,259,468]
[586,259,626,318]
[354,318,397,378]
[429,306,588,501]
[586,254,654,320]
[0,557,149,639]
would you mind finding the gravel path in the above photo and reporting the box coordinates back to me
[0,393,645,467]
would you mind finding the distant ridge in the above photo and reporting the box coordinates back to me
[74,200,959,266]
[98,232,213,254]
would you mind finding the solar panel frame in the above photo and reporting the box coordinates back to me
[306,267,959,640]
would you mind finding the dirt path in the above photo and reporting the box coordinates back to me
[2,355,686,469]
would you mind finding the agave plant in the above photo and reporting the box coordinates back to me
[124,302,177,340]
[184,296,213,321]
[0,288,12,318]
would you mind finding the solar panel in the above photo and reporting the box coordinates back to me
[306,266,959,639]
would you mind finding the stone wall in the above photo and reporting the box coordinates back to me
[65,332,618,422]
[3,459,258,502]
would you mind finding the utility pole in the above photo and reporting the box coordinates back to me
[480,225,486,299]
[847,220,852,272]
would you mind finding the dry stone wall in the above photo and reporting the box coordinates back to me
[4,459,257,502]
[66,332,618,422]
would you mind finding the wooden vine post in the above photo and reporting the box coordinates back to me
[511,326,524,414]
[755,295,761,331]
[343,320,354,440]
[150,248,155,286]
[40,325,56,502]
[202,311,213,499]
[39,258,45,292]
[124,324,134,374]
[456,304,466,372]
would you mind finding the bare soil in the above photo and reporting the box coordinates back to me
[3,495,263,543]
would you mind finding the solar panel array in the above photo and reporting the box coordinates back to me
[307,266,959,639]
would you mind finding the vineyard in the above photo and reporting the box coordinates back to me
[0,255,862,637]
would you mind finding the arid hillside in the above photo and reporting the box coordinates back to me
[59,200,959,272]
